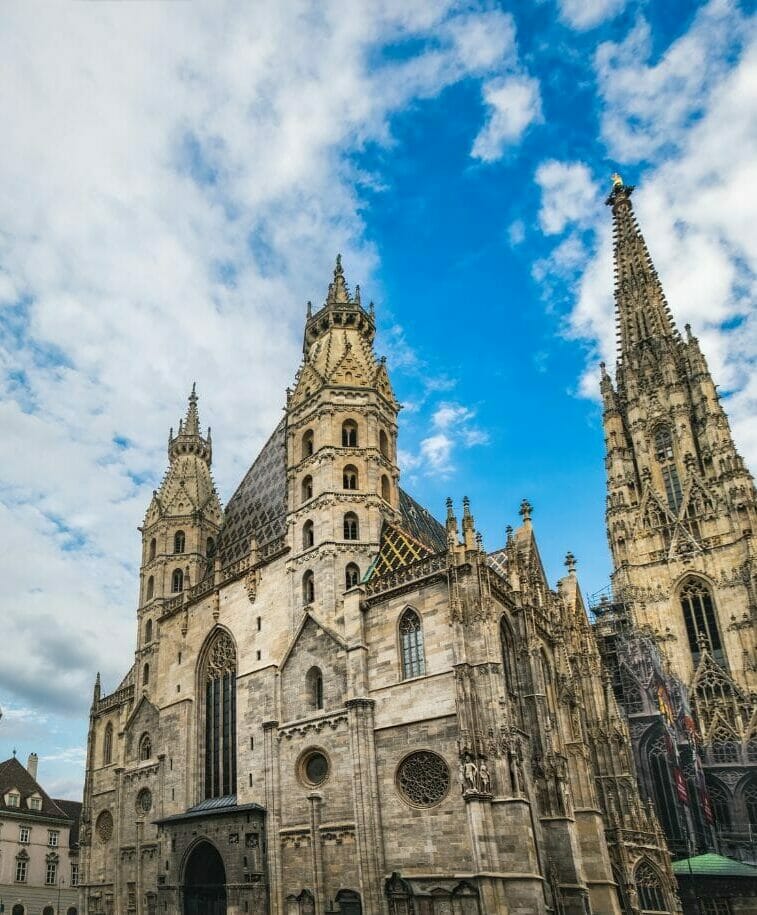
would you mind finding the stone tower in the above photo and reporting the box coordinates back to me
[595,176,757,864]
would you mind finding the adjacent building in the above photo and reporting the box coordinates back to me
[0,753,82,915]
[79,254,679,914]
[592,178,757,908]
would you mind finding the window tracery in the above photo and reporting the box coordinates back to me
[396,751,450,807]
[171,568,184,593]
[343,512,359,540]
[173,530,185,554]
[343,465,358,490]
[103,723,113,765]
[303,571,315,605]
[345,562,360,589]
[342,420,358,447]
[680,577,722,657]
[634,861,669,913]
[201,630,237,799]
[399,608,425,679]
[138,733,152,761]
[711,727,739,763]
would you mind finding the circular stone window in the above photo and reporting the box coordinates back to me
[96,810,114,842]
[396,751,450,807]
[299,749,330,787]
[136,788,152,814]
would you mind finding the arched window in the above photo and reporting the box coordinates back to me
[342,420,358,447]
[172,568,184,592]
[68,908,78,915]
[303,520,314,549]
[303,571,315,605]
[207,537,216,558]
[12,905,25,915]
[146,576,154,601]
[343,465,358,490]
[302,475,313,502]
[307,666,323,711]
[145,619,153,644]
[744,779,757,831]
[174,530,185,554]
[654,426,674,463]
[336,890,362,915]
[345,563,360,589]
[654,426,682,512]
[379,429,389,458]
[680,577,722,656]
[381,474,390,502]
[711,728,739,763]
[635,861,669,913]
[139,733,152,761]
[43,906,54,915]
[143,662,150,686]
[200,630,237,799]
[399,608,425,679]
[708,780,731,829]
[648,733,681,841]
[499,617,517,696]
[302,430,314,459]
[343,512,359,540]
[148,538,156,561]
[103,723,113,765]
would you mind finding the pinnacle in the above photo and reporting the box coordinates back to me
[327,253,351,305]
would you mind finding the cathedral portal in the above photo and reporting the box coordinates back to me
[183,841,227,915]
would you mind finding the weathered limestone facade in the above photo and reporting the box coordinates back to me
[80,258,677,915]
[593,179,757,868]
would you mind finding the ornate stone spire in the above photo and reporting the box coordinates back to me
[326,253,351,305]
[606,177,678,356]
[168,384,212,465]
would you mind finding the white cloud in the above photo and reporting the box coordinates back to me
[535,160,598,235]
[0,0,531,746]
[471,75,542,162]
[402,402,488,478]
[558,0,627,31]
[508,219,526,246]
[547,2,757,470]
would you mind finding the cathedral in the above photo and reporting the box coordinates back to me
[591,181,757,882]
[79,179,754,915]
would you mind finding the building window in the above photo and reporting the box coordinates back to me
[379,429,389,458]
[145,618,153,643]
[343,465,358,490]
[103,722,113,765]
[71,863,79,886]
[345,563,360,589]
[680,577,722,655]
[146,576,154,600]
[634,861,669,913]
[708,780,731,830]
[302,429,314,459]
[399,608,425,679]
[343,512,359,540]
[307,666,323,710]
[12,906,25,915]
[171,568,184,592]
[711,728,739,763]
[381,474,390,502]
[143,662,150,686]
[7,791,20,807]
[744,779,757,831]
[45,858,58,885]
[48,830,59,847]
[139,733,152,761]
[747,738,757,762]
[648,733,681,841]
[654,426,674,463]
[15,855,28,882]
[303,520,314,549]
[303,570,315,605]
[302,475,313,503]
[29,796,42,811]
[173,530,185,554]
[19,826,31,843]
[701,901,733,915]
[396,751,450,808]
[499,617,518,697]
[207,536,216,558]
[149,537,156,560]
[661,465,683,513]
[342,420,358,447]
[201,630,237,800]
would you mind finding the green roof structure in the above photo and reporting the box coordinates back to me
[672,853,757,878]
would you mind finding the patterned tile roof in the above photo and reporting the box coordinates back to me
[397,488,447,553]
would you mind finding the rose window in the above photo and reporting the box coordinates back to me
[136,788,152,814]
[96,810,114,842]
[396,751,450,807]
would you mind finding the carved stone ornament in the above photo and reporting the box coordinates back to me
[245,568,261,603]
[206,631,236,681]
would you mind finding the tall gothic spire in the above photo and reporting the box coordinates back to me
[606,175,678,357]
[168,384,212,464]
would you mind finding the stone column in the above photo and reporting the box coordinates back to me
[114,768,124,915]
[345,698,386,915]
[135,818,143,915]
[308,792,325,915]
[263,720,283,915]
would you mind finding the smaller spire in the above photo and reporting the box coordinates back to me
[327,253,350,305]
[519,499,533,526]
[462,496,476,550]
[445,497,459,548]
[168,385,212,465]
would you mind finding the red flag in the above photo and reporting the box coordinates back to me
[701,787,714,824]
[674,768,689,804]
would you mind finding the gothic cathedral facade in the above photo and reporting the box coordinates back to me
[593,180,756,865]
[80,233,697,914]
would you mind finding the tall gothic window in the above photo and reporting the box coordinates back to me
[707,780,731,830]
[302,430,314,458]
[303,520,314,549]
[680,577,722,657]
[144,619,153,643]
[654,426,674,462]
[711,727,739,763]
[149,538,156,560]
[654,426,682,513]
[306,666,323,710]
[143,663,150,686]
[174,530,185,554]
[342,420,358,447]
[743,779,757,831]
[635,861,669,913]
[172,568,184,593]
[103,723,113,765]
[648,733,681,841]
[146,576,154,601]
[399,608,425,679]
[381,474,391,502]
[303,571,315,605]
[139,733,152,761]
[343,465,358,490]
[379,429,389,458]
[345,562,360,589]
[302,475,313,502]
[201,630,237,799]
[499,617,518,696]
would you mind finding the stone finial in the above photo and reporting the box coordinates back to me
[327,253,350,304]
[307,300,313,318]
[506,524,513,544]
[611,172,623,188]
[519,499,533,524]
[565,552,577,574]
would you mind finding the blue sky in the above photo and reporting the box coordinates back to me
[0,0,755,798]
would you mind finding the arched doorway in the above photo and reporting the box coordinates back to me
[183,840,227,915]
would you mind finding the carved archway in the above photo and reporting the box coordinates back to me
[183,839,226,915]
